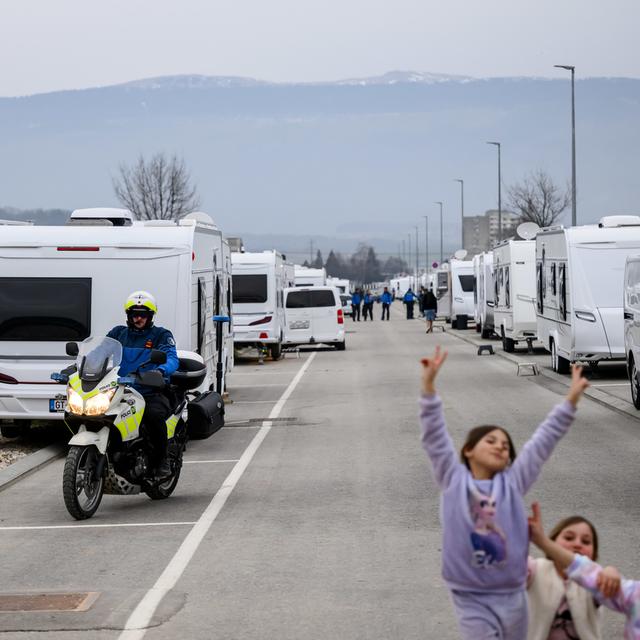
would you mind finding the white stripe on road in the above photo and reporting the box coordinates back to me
[231,400,278,404]
[229,383,288,388]
[118,351,317,640]
[0,522,197,531]
[590,383,629,387]
[183,459,240,465]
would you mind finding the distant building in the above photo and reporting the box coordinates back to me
[463,209,521,256]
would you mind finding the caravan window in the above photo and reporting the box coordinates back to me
[551,263,557,296]
[559,264,567,321]
[232,275,268,303]
[505,267,511,308]
[0,277,91,341]
[458,275,474,293]
[214,276,221,316]
[197,278,207,354]
[536,263,544,313]
[286,290,336,308]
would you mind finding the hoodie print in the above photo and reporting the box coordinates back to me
[469,484,507,568]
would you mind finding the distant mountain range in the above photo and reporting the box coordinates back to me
[1,71,638,255]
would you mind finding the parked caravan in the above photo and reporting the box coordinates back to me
[390,276,416,299]
[624,256,640,408]
[294,266,326,287]
[449,259,475,329]
[0,208,232,434]
[473,251,495,338]
[536,216,640,373]
[231,251,294,360]
[326,277,350,294]
[493,239,537,352]
[433,266,451,320]
[282,286,345,350]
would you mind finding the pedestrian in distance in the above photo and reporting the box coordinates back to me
[418,286,426,316]
[527,512,620,640]
[380,286,393,320]
[403,287,417,319]
[422,287,438,333]
[419,347,590,640]
[528,502,640,640]
[362,290,374,321]
[351,289,362,321]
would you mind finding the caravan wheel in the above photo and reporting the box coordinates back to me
[630,358,640,410]
[269,342,282,361]
[551,340,570,374]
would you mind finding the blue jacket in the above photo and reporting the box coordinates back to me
[403,291,417,303]
[351,293,362,305]
[107,325,179,395]
[381,291,393,304]
[363,294,373,305]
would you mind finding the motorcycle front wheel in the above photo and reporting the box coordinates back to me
[63,445,105,520]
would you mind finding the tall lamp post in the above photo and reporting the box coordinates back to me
[486,141,502,243]
[434,201,443,265]
[454,178,464,249]
[407,233,412,276]
[554,64,577,226]
[415,226,419,283]
[423,215,429,275]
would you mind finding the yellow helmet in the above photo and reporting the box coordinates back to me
[124,290,158,314]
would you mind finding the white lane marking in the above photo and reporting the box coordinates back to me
[231,400,278,404]
[183,459,240,465]
[590,383,629,387]
[118,351,317,640]
[0,522,196,531]
[229,383,288,388]
[228,372,293,376]
[220,425,261,429]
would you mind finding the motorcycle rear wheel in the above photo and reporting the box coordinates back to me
[145,466,182,500]
[63,446,105,520]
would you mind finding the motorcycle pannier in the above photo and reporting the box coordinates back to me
[187,391,225,439]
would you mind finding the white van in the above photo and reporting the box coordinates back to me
[474,251,495,339]
[294,266,326,287]
[449,259,475,329]
[0,208,233,434]
[326,277,350,294]
[493,239,537,352]
[624,256,640,408]
[231,251,294,360]
[282,286,345,350]
[536,216,640,373]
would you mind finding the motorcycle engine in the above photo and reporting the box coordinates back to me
[132,450,149,480]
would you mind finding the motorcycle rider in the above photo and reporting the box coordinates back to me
[107,291,179,478]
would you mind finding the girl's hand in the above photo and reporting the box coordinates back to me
[527,502,546,547]
[420,346,448,395]
[597,565,622,599]
[566,364,590,407]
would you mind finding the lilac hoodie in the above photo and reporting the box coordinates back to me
[420,394,575,593]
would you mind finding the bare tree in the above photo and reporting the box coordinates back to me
[507,169,570,228]
[113,153,200,220]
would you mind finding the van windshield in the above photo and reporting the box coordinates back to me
[232,275,268,303]
[0,277,91,341]
[286,290,336,308]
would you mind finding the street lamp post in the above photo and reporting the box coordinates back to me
[454,178,464,249]
[407,233,412,276]
[434,201,443,265]
[486,142,502,243]
[423,215,429,275]
[415,225,419,282]
[555,64,577,226]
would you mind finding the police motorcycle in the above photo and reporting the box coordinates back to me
[52,336,208,520]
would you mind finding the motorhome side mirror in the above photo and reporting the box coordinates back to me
[66,342,79,357]
[149,349,167,365]
[139,369,165,388]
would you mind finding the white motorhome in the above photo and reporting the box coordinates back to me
[493,239,537,352]
[433,266,451,320]
[231,250,294,359]
[624,256,640,408]
[390,276,417,299]
[536,216,640,372]
[473,251,495,338]
[0,208,233,434]
[449,259,475,329]
[282,286,345,350]
[326,277,350,294]
[294,266,326,287]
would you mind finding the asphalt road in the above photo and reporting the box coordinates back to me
[1,304,639,638]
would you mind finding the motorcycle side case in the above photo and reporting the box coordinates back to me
[187,391,224,439]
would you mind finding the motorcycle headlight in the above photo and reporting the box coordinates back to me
[67,388,84,415]
[84,389,116,416]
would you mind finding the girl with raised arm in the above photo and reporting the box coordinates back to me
[419,346,589,639]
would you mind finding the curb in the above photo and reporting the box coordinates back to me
[0,443,66,493]
[448,328,640,422]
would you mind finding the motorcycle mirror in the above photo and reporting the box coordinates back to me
[139,369,165,388]
[149,349,167,365]
[66,342,79,357]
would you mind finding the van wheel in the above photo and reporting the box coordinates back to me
[551,340,571,374]
[451,319,457,329]
[269,343,282,361]
[0,420,30,439]
[630,357,640,410]
[335,341,346,351]
[481,326,492,339]
[476,322,481,334]
[501,329,515,353]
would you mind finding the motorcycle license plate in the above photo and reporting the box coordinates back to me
[49,398,66,413]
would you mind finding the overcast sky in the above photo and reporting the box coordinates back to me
[2,0,639,97]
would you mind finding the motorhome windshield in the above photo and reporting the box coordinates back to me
[574,246,639,308]
[458,275,474,292]
[0,277,91,341]
[232,274,268,304]
[286,290,336,308]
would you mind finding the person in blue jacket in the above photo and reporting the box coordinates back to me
[362,290,374,321]
[107,291,179,477]
[351,289,362,321]
[403,288,418,319]
[380,287,393,320]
